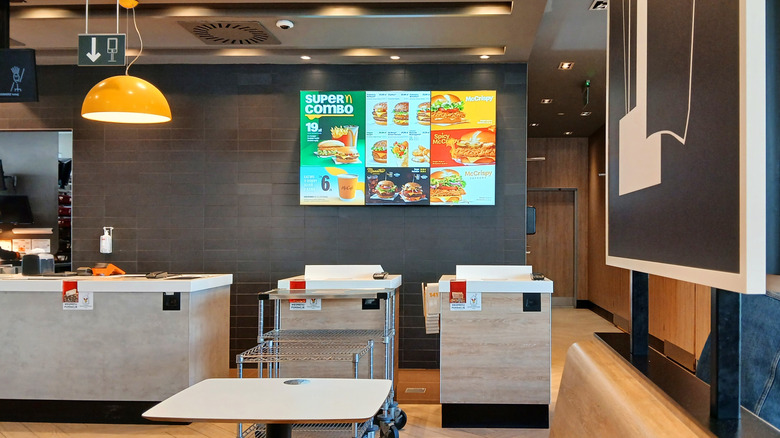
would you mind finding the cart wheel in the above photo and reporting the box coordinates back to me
[380,424,399,438]
[393,409,407,430]
[362,423,379,438]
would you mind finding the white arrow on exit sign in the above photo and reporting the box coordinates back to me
[86,37,101,62]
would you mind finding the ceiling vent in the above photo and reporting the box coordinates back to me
[589,0,608,10]
[179,21,281,46]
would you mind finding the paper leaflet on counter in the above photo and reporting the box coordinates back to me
[422,283,440,334]
[289,298,321,311]
[450,292,481,311]
[62,280,93,310]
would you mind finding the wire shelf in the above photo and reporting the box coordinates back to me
[237,339,373,364]
[241,421,372,438]
[261,329,386,342]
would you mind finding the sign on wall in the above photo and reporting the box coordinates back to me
[606,0,766,294]
[0,49,38,103]
[77,34,127,67]
[299,90,497,206]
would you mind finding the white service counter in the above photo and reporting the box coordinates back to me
[438,266,554,428]
[0,273,232,423]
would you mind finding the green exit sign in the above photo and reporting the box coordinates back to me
[78,34,126,67]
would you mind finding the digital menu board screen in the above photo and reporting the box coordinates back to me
[300,90,496,206]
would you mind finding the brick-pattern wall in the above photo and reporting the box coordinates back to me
[0,63,528,368]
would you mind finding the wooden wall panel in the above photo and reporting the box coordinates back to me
[649,275,695,353]
[527,138,589,302]
[648,275,712,369]
[587,127,630,322]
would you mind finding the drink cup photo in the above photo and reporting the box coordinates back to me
[346,125,359,147]
[337,174,358,200]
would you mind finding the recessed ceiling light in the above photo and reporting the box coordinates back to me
[558,61,575,70]
[557,112,565,116]
[564,131,574,135]
[541,98,552,104]
[480,55,490,60]
[300,55,311,60]
[390,55,400,60]
[529,122,539,127]
[580,111,592,116]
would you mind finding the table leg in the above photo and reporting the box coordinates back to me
[265,423,292,438]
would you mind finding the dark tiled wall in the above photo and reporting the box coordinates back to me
[0,63,528,369]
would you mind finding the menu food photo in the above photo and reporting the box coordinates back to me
[300,90,496,206]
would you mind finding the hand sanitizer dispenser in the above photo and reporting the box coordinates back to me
[100,227,113,254]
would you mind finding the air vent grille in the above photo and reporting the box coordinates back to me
[179,21,281,46]
[589,0,608,10]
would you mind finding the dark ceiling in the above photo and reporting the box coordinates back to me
[8,0,607,138]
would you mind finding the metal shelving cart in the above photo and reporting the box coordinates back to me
[236,286,404,438]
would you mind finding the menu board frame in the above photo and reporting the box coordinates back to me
[299,90,497,206]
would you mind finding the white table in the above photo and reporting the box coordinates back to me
[143,378,392,438]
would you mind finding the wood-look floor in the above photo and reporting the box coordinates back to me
[0,308,620,438]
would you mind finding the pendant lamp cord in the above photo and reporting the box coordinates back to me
[125,7,142,75]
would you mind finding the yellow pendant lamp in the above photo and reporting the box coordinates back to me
[81,0,171,124]
[82,75,171,123]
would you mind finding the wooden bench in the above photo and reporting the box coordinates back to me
[551,339,713,437]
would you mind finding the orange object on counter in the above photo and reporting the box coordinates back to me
[92,263,126,276]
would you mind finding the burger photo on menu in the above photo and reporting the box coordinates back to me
[450,129,496,165]
[416,102,431,125]
[371,140,387,163]
[315,139,345,157]
[372,102,387,125]
[393,102,409,126]
[400,182,426,202]
[430,94,466,125]
[333,146,361,164]
[374,180,397,200]
[430,169,467,203]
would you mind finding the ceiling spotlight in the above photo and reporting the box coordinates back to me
[580,111,592,116]
[390,55,400,60]
[529,123,540,127]
[480,55,490,60]
[540,98,553,104]
[300,55,311,60]
[276,19,294,30]
[557,112,565,116]
[558,61,574,70]
[564,131,574,135]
